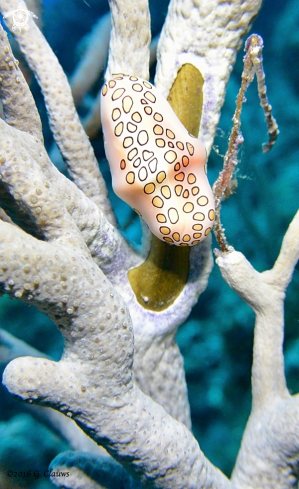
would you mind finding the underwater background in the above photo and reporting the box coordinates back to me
[0,0,298,487]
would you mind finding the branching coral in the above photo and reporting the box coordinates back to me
[0,0,298,488]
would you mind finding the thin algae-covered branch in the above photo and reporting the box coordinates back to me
[0,0,115,224]
[213,34,279,252]
[251,38,280,153]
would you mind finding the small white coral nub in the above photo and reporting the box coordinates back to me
[101,74,215,246]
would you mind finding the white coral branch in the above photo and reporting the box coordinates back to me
[217,211,299,487]
[155,0,263,154]
[0,0,115,223]
[70,12,111,106]
[0,219,231,488]
[105,0,151,80]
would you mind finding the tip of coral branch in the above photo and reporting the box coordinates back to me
[245,33,263,52]
[213,246,234,258]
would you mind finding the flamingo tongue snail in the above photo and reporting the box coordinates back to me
[101,73,215,247]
